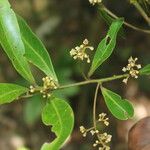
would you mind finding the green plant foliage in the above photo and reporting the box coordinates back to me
[99,9,125,37]
[0,0,35,83]
[0,1,149,149]
[101,87,134,120]
[140,64,150,75]
[17,15,58,81]
[88,19,123,77]
[0,0,11,7]
[24,95,43,125]
[0,83,28,105]
[41,97,74,150]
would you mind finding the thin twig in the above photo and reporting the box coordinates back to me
[93,84,100,129]
[19,74,128,100]
[99,3,150,34]
[59,74,128,89]
[130,0,150,25]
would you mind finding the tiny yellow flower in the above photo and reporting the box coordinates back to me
[79,126,87,137]
[89,0,102,5]
[29,85,35,93]
[122,56,141,84]
[70,39,94,63]
[98,113,109,126]
[40,76,58,98]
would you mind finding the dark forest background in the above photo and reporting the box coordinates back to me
[0,0,150,150]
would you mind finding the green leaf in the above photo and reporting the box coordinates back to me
[0,83,28,105]
[17,15,58,81]
[24,95,43,125]
[140,64,150,75]
[101,87,134,120]
[0,0,35,83]
[41,97,74,150]
[0,0,10,7]
[88,19,123,77]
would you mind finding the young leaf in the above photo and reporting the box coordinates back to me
[88,19,123,77]
[0,0,35,83]
[140,64,150,75]
[41,97,74,150]
[101,87,134,120]
[17,15,58,81]
[0,83,28,105]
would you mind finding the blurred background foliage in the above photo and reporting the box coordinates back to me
[0,0,150,150]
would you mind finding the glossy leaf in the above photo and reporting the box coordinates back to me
[0,83,28,105]
[41,97,74,150]
[101,87,134,120]
[88,19,123,77]
[140,64,150,75]
[17,15,58,81]
[0,0,35,83]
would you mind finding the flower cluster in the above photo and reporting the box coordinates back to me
[122,57,141,84]
[89,0,102,5]
[29,77,58,98]
[90,129,99,136]
[93,133,112,150]
[29,85,35,93]
[79,126,87,137]
[98,113,109,126]
[40,76,58,98]
[79,113,111,150]
[70,39,94,63]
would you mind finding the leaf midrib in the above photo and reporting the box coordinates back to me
[103,90,128,118]
[0,88,26,100]
[0,12,32,81]
[93,35,115,70]
[23,38,53,76]
[51,101,63,141]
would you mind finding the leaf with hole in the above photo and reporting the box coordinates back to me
[41,97,74,150]
[101,87,134,120]
[140,64,150,75]
[0,0,35,83]
[0,83,28,105]
[17,15,58,81]
[88,19,123,77]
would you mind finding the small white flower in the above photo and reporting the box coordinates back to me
[98,113,109,126]
[122,67,127,72]
[93,143,97,147]
[89,0,102,5]
[122,56,142,84]
[122,78,128,84]
[29,85,35,93]
[79,126,87,137]
[90,130,95,135]
[40,76,58,98]
[99,132,112,143]
[70,39,94,63]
